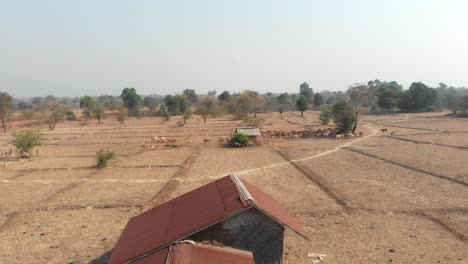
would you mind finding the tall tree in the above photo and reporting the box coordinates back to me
[313,93,324,109]
[245,91,264,118]
[80,96,95,109]
[0,91,14,132]
[183,89,198,104]
[218,91,232,103]
[164,95,190,115]
[299,82,314,103]
[332,101,356,133]
[120,87,142,110]
[143,96,159,111]
[399,82,437,112]
[232,93,254,120]
[296,96,309,116]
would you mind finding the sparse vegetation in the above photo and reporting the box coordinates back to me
[319,108,332,125]
[183,108,192,124]
[117,107,127,124]
[11,130,43,158]
[96,149,116,168]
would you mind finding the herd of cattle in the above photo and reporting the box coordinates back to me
[143,127,370,149]
[263,128,364,140]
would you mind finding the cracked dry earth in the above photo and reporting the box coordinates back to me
[0,111,467,263]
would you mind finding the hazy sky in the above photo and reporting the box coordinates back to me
[1,0,468,97]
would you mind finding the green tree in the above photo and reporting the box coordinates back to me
[218,91,232,102]
[0,91,14,132]
[120,87,142,114]
[296,96,309,116]
[319,109,332,125]
[313,93,324,109]
[164,95,190,115]
[377,86,403,110]
[183,89,198,104]
[90,102,105,123]
[399,82,437,112]
[299,82,314,103]
[12,130,43,158]
[299,82,314,104]
[159,104,171,121]
[80,95,95,109]
[332,101,356,133]
[143,96,159,111]
[276,93,289,105]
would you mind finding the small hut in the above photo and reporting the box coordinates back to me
[108,175,309,264]
[232,127,262,142]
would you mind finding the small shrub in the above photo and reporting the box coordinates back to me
[11,130,43,158]
[96,149,116,168]
[117,110,127,124]
[232,132,249,147]
[319,109,332,125]
[176,119,184,127]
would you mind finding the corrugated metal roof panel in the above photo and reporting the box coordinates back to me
[235,128,261,136]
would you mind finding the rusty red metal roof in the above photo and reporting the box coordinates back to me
[109,175,309,264]
[132,242,254,264]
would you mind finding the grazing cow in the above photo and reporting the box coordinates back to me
[359,131,363,137]
[184,138,192,145]
[203,138,212,143]
[292,134,299,139]
[390,131,395,136]
[380,129,388,133]
[442,129,450,133]
[336,134,343,139]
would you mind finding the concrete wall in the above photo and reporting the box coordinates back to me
[190,208,285,264]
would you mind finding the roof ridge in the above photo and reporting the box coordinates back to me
[229,175,254,206]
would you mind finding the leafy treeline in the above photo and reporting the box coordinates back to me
[1,80,467,132]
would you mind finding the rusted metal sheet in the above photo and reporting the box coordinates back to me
[241,178,310,239]
[133,243,254,264]
[188,244,255,264]
[109,175,308,264]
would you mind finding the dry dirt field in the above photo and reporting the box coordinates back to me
[0,111,467,264]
